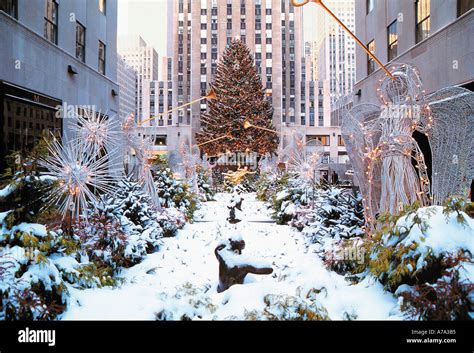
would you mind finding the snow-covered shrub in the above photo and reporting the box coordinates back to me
[255,172,276,201]
[302,187,365,240]
[155,282,217,320]
[365,204,472,289]
[270,175,311,225]
[399,252,474,320]
[322,237,366,276]
[196,167,215,202]
[97,178,185,262]
[71,215,130,271]
[360,201,474,319]
[154,167,199,220]
[243,288,330,321]
[0,174,58,228]
[0,218,71,320]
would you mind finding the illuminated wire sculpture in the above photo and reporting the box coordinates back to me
[258,153,279,176]
[69,109,120,155]
[121,113,161,208]
[39,137,119,220]
[169,136,202,192]
[342,63,474,225]
[279,131,325,187]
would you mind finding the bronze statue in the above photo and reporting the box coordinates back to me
[215,238,273,293]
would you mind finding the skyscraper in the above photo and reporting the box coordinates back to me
[305,0,356,128]
[170,0,304,140]
[140,57,177,154]
[118,35,159,121]
[117,54,138,121]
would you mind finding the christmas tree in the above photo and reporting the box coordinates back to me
[196,39,278,155]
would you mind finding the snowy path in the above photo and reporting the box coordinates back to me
[63,193,402,320]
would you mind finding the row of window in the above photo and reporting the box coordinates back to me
[366,0,473,75]
[74,20,107,75]
[1,0,107,75]
[306,135,345,147]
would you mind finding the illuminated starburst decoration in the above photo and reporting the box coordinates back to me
[279,131,324,187]
[39,137,119,220]
[69,110,120,155]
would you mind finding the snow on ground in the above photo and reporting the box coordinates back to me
[63,193,402,320]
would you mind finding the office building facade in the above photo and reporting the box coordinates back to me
[0,0,119,171]
[354,0,473,105]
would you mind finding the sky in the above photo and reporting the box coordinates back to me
[118,0,319,57]
[118,0,169,55]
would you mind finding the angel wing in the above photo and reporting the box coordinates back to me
[420,87,474,204]
[278,130,305,165]
[259,153,279,175]
[341,104,381,220]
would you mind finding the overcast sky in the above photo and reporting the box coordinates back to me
[118,0,319,57]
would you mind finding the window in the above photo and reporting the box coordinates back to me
[44,0,58,44]
[99,0,106,14]
[367,0,375,14]
[98,41,106,74]
[387,20,398,61]
[338,135,345,146]
[155,135,167,146]
[318,115,324,127]
[76,22,86,62]
[367,40,375,75]
[415,0,430,43]
[307,135,330,146]
[457,0,473,17]
[0,0,18,18]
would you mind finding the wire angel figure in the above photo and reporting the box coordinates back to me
[168,135,201,193]
[121,113,161,209]
[278,130,325,188]
[342,63,474,225]
[258,153,279,176]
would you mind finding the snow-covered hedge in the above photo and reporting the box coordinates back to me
[97,177,185,258]
[265,174,312,225]
[0,215,70,320]
[154,167,199,220]
[362,200,474,320]
[0,173,188,320]
[243,289,330,321]
[258,172,364,238]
